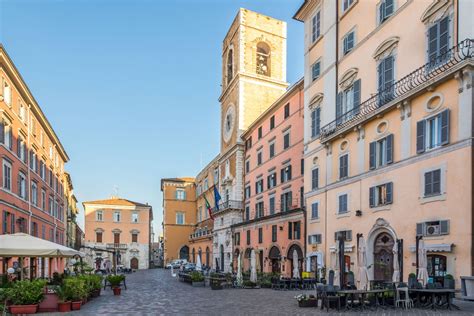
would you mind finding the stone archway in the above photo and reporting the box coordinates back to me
[373,233,394,281]
[287,244,303,278]
[268,246,281,273]
[367,218,398,282]
[179,245,189,261]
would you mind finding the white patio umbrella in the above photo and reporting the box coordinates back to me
[236,253,243,287]
[392,242,400,283]
[292,250,300,279]
[417,239,429,286]
[333,247,340,287]
[250,249,257,283]
[196,253,202,272]
[357,236,370,290]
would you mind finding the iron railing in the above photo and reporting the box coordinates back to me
[106,243,128,250]
[212,200,243,213]
[320,39,473,140]
[189,230,213,239]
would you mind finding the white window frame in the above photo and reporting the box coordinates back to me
[131,212,139,223]
[18,172,26,199]
[311,60,321,81]
[113,211,121,222]
[2,159,12,191]
[176,188,185,200]
[176,212,185,225]
[342,30,356,55]
[342,0,355,12]
[31,181,38,206]
[311,10,321,43]
[311,201,319,219]
[283,130,291,150]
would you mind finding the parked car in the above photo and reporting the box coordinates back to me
[183,263,196,271]
[165,259,187,269]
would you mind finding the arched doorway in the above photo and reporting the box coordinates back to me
[269,246,281,273]
[130,257,139,269]
[179,245,189,261]
[373,232,394,281]
[219,244,224,271]
[244,248,252,272]
[205,247,210,266]
[287,244,303,278]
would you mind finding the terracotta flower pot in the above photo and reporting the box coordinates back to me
[71,301,82,310]
[9,304,38,314]
[58,301,71,312]
[112,287,122,295]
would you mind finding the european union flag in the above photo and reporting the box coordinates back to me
[214,186,222,210]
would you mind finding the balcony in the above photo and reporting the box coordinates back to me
[320,39,473,142]
[212,200,243,214]
[106,243,128,250]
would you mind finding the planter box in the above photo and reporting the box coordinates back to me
[461,276,474,300]
[298,299,318,308]
[38,292,59,312]
[192,281,205,287]
[10,304,38,314]
[57,301,71,313]
[71,301,82,310]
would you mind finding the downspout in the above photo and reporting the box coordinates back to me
[27,105,32,235]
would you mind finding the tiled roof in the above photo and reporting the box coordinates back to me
[83,197,150,207]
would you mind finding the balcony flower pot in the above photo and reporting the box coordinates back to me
[71,301,82,310]
[113,287,122,296]
[9,304,38,314]
[57,301,71,312]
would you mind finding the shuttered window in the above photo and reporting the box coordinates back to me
[311,11,321,43]
[369,182,393,207]
[308,234,322,244]
[311,107,321,138]
[258,228,263,243]
[269,196,275,215]
[245,206,250,221]
[272,225,277,242]
[343,31,355,55]
[338,194,348,214]
[377,55,395,106]
[270,116,275,130]
[379,0,394,24]
[336,79,361,125]
[369,134,394,170]
[311,202,319,219]
[281,165,292,183]
[281,191,292,212]
[416,220,449,237]
[283,131,290,149]
[247,230,251,245]
[339,154,349,179]
[416,110,449,154]
[311,168,319,190]
[424,169,441,197]
[269,142,275,158]
[312,61,321,81]
[427,16,450,67]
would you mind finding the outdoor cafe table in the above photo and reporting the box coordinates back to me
[337,289,391,311]
[409,289,459,310]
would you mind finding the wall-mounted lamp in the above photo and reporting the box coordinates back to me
[355,210,362,217]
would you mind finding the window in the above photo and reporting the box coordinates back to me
[29,150,37,172]
[132,212,139,223]
[369,134,394,169]
[311,107,321,138]
[31,182,38,206]
[245,185,251,199]
[269,196,275,215]
[257,150,263,165]
[281,191,292,212]
[281,165,292,183]
[342,0,355,12]
[245,137,252,150]
[258,227,263,243]
[256,42,271,76]
[18,172,26,199]
[255,179,264,194]
[246,230,251,245]
[176,212,185,225]
[255,201,264,218]
[245,206,250,221]
[0,120,13,149]
[343,31,355,55]
[234,232,240,246]
[417,110,449,153]
[3,81,11,106]
[96,232,103,243]
[379,0,394,24]
[17,137,27,163]
[311,202,319,219]
[96,210,103,221]
[417,220,449,237]
[336,79,361,124]
[339,154,349,179]
[311,168,319,190]
[132,233,138,243]
[301,159,304,175]
[267,172,277,189]
[311,10,321,43]
[48,196,53,215]
[114,232,120,244]
[288,221,301,240]
[272,225,277,242]
[378,55,395,105]
[48,168,53,187]
[113,211,121,222]
[203,179,208,191]
[270,116,275,130]
[176,189,185,200]
[269,142,275,159]
[427,16,450,67]
[258,126,263,139]
[2,159,11,191]
[283,131,290,149]
[213,168,219,184]
[41,189,46,211]
[335,230,352,241]
[308,234,322,244]
[338,194,348,214]
[284,104,290,119]
[369,182,393,207]
[40,161,46,181]
[424,169,441,197]
[227,49,233,84]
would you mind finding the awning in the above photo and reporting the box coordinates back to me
[0,233,85,258]
[409,243,454,253]
[329,244,354,253]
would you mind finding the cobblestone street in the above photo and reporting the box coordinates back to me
[61,269,474,315]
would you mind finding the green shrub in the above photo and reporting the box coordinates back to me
[445,274,454,280]
[190,272,204,282]
[5,279,47,305]
[243,280,257,288]
[63,278,87,301]
[106,274,125,287]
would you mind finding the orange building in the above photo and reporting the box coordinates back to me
[161,178,196,265]
[83,197,153,270]
[0,45,71,277]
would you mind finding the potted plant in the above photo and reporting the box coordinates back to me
[56,285,71,313]
[63,278,86,310]
[190,272,205,287]
[295,294,318,308]
[90,275,103,297]
[5,279,46,314]
[444,274,455,289]
[242,280,258,289]
[107,275,125,295]
[209,273,223,290]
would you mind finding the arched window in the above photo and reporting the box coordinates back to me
[227,49,233,84]
[256,42,271,76]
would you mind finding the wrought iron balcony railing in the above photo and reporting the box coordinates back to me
[320,39,473,140]
[106,243,128,250]
[212,200,243,213]
[189,230,213,240]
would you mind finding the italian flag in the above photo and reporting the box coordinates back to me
[204,195,214,220]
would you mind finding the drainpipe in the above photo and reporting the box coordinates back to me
[27,105,32,235]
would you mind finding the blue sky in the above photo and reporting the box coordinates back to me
[0,0,304,239]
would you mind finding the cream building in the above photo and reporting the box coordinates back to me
[295,0,473,288]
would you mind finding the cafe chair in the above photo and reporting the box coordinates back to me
[395,287,413,309]
[321,288,341,312]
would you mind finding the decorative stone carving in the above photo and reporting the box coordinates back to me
[309,93,324,110]
[421,0,453,24]
[373,36,400,61]
[339,68,359,90]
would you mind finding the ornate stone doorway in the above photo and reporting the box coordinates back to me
[130,257,139,269]
[373,232,394,282]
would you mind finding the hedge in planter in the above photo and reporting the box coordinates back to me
[190,272,205,287]
[63,278,87,310]
[107,275,125,295]
[5,279,47,314]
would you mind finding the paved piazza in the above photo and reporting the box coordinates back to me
[66,269,474,315]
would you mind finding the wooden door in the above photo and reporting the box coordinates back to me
[130,258,138,269]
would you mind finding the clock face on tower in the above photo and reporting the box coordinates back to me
[223,104,235,143]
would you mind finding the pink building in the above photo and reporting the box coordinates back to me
[232,79,305,277]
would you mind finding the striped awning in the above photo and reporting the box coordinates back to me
[409,243,454,253]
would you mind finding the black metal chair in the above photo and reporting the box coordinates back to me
[320,286,341,312]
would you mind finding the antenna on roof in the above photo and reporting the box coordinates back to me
[112,185,119,199]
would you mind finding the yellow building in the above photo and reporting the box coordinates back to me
[295,0,473,288]
[161,178,196,264]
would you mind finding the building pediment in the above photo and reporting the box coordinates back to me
[373,37,400,61]
[421,0,453,24]
[339,68,359,90]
